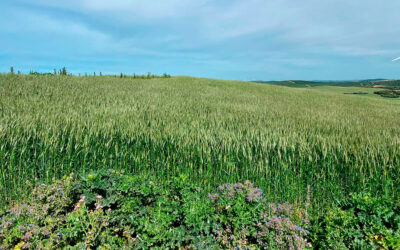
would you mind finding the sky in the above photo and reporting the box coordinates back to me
[1,0,400,81]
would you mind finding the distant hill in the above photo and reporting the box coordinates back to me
[252,79,400,88]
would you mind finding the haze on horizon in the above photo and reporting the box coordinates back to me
[1,0,399,81]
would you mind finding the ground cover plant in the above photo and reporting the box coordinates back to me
[0,170,313,249]
[1,170,398,249]
[311,193,400,249]
[0,73,399,211]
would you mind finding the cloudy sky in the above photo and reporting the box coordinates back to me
[1,0,400,80]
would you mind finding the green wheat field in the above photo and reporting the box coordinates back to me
[1,74,399,209]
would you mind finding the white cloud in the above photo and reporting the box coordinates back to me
[5,0,400,77]
[15,0,400,50]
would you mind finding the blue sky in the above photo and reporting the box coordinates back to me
[1,0,400,80]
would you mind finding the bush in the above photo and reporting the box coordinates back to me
[311,193,400,249]
[4,170,398,249]
[209,182,311,249]
[374,90,400,98]
[0,170,312,249]
[0,174,77,249]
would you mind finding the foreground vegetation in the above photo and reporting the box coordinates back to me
[1,170,399,249]
[0,74,399,209]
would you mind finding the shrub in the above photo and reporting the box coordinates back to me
[311,193,400,249]
[0,174,76,249]
[0,170,312,249]
[209,181,311,249]
[374,90,400,98]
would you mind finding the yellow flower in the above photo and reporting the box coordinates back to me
[13,241,25,250]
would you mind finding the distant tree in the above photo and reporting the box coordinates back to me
[17,71,21,75]
[54,69,57,75]
[147,72,151,79]
[133,73,136,79]
[85,73,88,77]
[59,67,67,76]
[94,72,96,76]
[100,72,102,76]
[10,66,14,75]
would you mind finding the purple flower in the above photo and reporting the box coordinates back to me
[208,193,219,200]
[96,195,102,199]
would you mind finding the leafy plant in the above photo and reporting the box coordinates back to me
[0,171,314,249]
[311,193,400,249]
[209,181,311,249]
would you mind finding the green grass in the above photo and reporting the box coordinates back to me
[0,74,399,209]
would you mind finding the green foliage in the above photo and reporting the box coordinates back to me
[2,170,399,249]
[209,182,311,249]
[10,66,14,75]
[0,174,77,249]
[311,193,400,249]
[0,170,313,249]
[374,89,400,98]
[59,67,67,76]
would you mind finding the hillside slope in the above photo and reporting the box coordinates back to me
[0,75,399,207]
